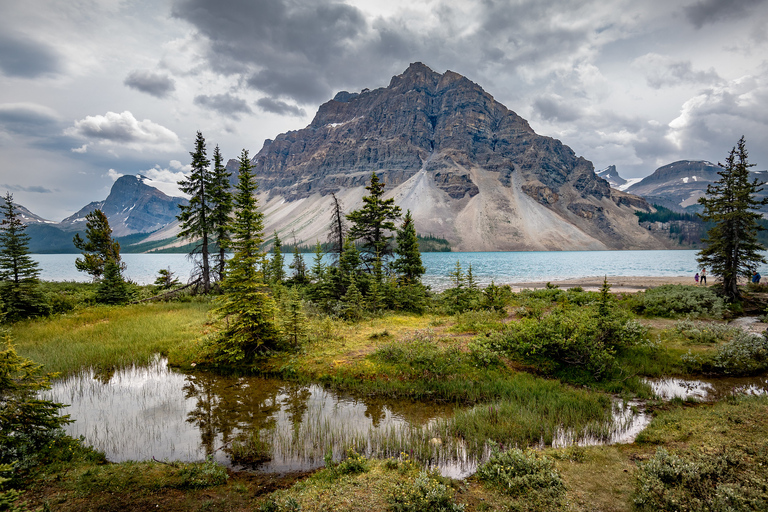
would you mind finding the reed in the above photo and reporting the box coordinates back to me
[10,301,211,375]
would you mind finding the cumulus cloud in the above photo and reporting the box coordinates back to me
[193,93,252,119]
[633,53,722,89]
[534,95,584,123]
[140,165,190,198]
[65,111,182,152]
[666,75,768,162]
[684,0,767,29]
[107,169,123,181]
[124,70,176,98]
[0,32,61,78]
[256,97,306,117]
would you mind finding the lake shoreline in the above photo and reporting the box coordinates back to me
[507,275,695,292]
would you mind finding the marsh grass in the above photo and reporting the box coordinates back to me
[10,301,211,375]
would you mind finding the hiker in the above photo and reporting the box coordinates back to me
[695,273,699,284]
[752,271,761,284]
[700,268,707,285]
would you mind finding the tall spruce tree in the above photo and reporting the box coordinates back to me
[346,173,401,273]
[288,236,308,285]
[177,131,213,293]
[209,145,233,283]
[73,209,121,281]
[392,210,425,285]
[270,231,285,284]
[213,149,280,362]
[697,137,768,300]
[0,193,46,321]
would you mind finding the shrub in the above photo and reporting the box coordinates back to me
[629,285,724,318]
[324,450,370,477]
[388,469,465,512]
[176,456,229,489]
[230,429,273,464]
[674,319,738,344]
[634,447,768,511]
[712,330,768,375]
[258,496,302,512]
[371,333,465,378]
[476,445,565,500]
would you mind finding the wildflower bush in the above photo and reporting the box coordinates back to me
[476,446,565,499]
[634,447,768,511]
[324,450,370,477]
[388,469,465,512]
[628,285,724,318]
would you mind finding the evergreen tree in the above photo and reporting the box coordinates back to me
[213,150,280,362]
[0,193,46,321]
[269,231,285,284]
[177,131,213,293]
[328,193,347,263]
[392,210,425,285]
[154,268,180,290]
[95,259,130,305]
[281,287,308,349]
[697,137,768,300]
[310,241,325,281]
[288,237,308,285]
[339,281,364,321]
[72,209,121,281]
[209,145,233,283]
[346,173,402,272]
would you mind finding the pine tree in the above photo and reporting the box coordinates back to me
[346,173,401,273]
[328,193,347,263]
[177,131,213,293]
[310,241,325,281]
[0,193,46,321]
[288,238,308,285]
[209,145,233,283]
[154,268,180,290]
[95,259,130,305]
[392,210,425,285]
[697,137,768,300]
[281,287,308,349]
[269,231,285,284]
[72,209,121,281]
[213,149,280,362]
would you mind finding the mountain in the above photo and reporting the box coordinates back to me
[59,175,188,237]
[596,165,626,189]
[625,160,768,212]
[230,62,667,251]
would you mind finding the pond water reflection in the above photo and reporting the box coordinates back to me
[45,356,454,472]
[648,375,768,401]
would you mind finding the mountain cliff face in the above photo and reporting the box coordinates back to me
[59,175,187,236]
[626,160,768,213]
[238,62,667,251]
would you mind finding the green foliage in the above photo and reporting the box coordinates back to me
[635,204,700,223]
[629,284,724,318]
[392,210,425,285]
[346,173,402,271]
[230,430,272,464]
[212,149,281,362]
[634,447,768,511]
[388,469,465,512]
[258,496,302,512]
[175,456,229,489]
[0,337,71,482]
[674,319,737,344]
[371,329,465,378]
[154,267,180,290]
[280,288,308,349]
[0,193,47,322]
[697,137,768,300]
[72,209,121,281]
[177,131,214,292]
[270,231,285,284]
[711,330,768,375]
[95,259,131,305]
[208,144,233,282]
[415,234,451,252]
[324,450,370,477]
[476,444,565,502]
[288,242,308,285]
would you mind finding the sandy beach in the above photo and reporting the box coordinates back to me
[507,276,697,292]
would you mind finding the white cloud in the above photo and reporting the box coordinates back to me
[106,168,123,180]
[140,164,190,198]
[71,144,88,153]
[64,111,182,152]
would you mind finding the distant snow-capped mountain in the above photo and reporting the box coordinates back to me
[596,165,642,192]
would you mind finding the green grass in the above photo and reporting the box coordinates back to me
[10,301,212,375]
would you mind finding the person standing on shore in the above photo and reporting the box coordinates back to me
[695,272,699,284]
[700,268,707,285]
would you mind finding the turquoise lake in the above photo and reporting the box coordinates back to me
[33,250,763,289]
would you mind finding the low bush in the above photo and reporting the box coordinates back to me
[230,429,273,464]
[712,330,768,375]
[388,469,464,512]
[175,456,229,489]
[674,319,737,344]
[634,447,768,511]
[476,445,565,501]
[629,285,724,318]
[371,331,465,378]
[324,450,370,477]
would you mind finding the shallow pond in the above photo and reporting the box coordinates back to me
[648,375,768,401]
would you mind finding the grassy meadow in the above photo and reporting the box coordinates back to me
[5,282,768,511]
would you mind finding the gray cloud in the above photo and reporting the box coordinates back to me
[0,32,61,78]
[124,70,176,98]
[684,0,767,28]
[256,97,306,117]
[534,96,584,123]
[633,53,722,89]
[1,184,53,193]
[194,93,253,119]
[65,111,182,152]
[0,103,59,135]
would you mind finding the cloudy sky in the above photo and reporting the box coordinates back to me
[2,0,768,220]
